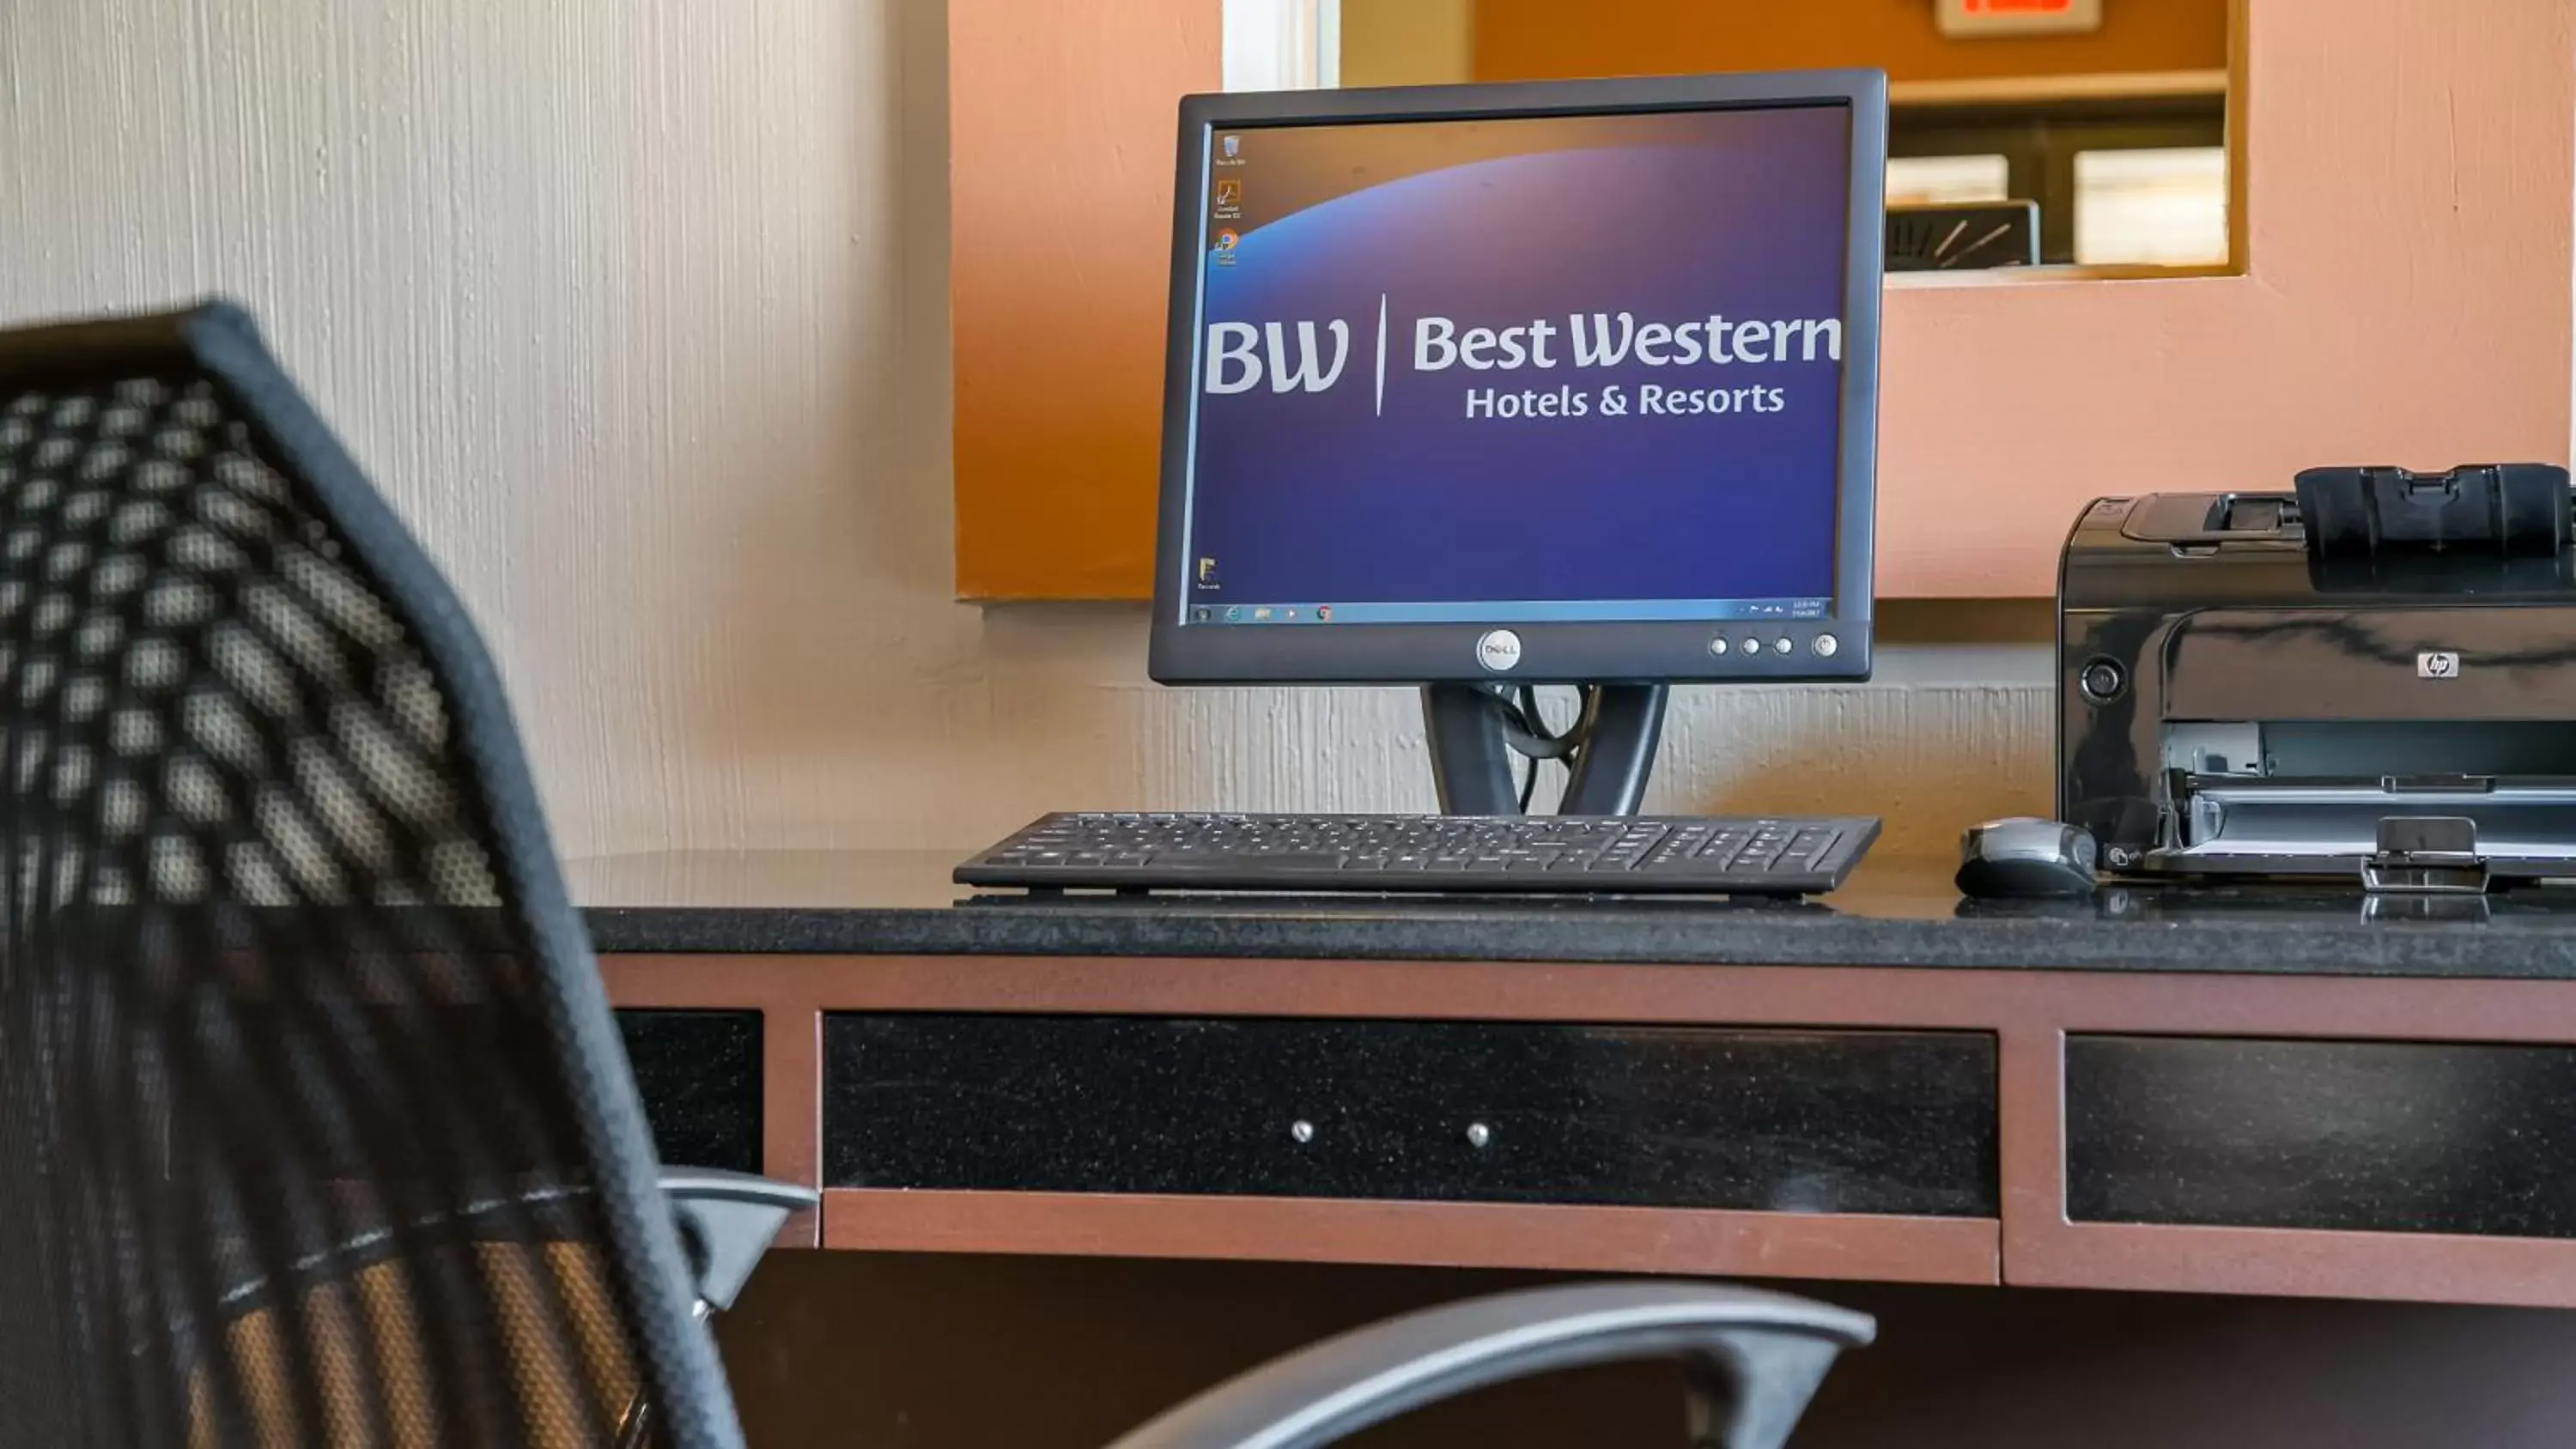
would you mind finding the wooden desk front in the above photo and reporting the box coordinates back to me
[603,945,2576,1310]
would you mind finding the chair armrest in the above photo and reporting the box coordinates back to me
[657,1167,818,1312]
[1105,1281,1874,1449]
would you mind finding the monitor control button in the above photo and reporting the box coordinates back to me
[1476,629,1524,673]
[1814,634,1839,658]
[1709,637,1729,657]
[1740,635,1761,656]
[1773,637,1794,655]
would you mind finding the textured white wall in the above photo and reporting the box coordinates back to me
[0,0,2050,860]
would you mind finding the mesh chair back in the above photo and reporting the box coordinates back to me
[0,304,738,1448]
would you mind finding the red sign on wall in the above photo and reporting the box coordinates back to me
[1937,0,2105,38]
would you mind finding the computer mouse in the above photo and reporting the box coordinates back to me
[1956,817,2099,900]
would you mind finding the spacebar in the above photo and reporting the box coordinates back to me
[1138,852,1352,872]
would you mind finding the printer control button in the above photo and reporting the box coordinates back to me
[2080,658,2128,703]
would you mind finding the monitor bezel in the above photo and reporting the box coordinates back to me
[1148,70,1887,686]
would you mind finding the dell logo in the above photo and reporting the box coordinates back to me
[1205,320,1352,395]
[1477,629,1524,672]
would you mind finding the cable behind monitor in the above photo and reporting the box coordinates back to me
[1422,683,1669,816]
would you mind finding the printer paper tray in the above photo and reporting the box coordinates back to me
[2149,778,2576,877]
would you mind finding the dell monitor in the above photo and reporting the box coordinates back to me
[1148,70,1887,815]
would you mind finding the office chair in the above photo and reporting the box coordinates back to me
[0,302,1871,1448]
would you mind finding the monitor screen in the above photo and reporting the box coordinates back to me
[1179,102,1856,632]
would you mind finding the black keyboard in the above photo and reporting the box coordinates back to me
[957,813,1880,897]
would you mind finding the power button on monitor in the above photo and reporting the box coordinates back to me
[1476,629,1524,672]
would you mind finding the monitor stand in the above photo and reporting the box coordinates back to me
[1421,683,1669,816]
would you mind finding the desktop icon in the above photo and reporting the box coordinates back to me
[1213,178,1242,215]
[1198,556,1221,587]
[1213,228,1239,254]
[1222,135,1242,161]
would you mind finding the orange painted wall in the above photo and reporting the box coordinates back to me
[951,0,2572,600]
[1475,0,2232,84]
[950,0,1218,599]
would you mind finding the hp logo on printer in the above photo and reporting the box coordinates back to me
[2418,651,2462,680]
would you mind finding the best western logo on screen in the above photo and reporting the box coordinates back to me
[1205,294,1840,420]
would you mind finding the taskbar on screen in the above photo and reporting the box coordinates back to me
[1182,597,1831,626]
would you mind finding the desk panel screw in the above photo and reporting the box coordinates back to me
[1465,1122,1492,1149]
[1291,1120,1315,1143]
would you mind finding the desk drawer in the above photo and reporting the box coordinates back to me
[2069,1035,2576,1238]
[617,1009,763,1175]
[823,1015,1996,1214]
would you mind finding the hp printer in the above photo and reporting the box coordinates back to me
[2060,464,2576,891]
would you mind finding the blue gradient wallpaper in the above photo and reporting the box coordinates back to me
[1182,106,1854,621]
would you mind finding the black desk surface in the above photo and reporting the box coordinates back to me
[568,849,2576,979]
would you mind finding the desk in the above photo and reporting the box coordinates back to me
[574,851,2576,1309]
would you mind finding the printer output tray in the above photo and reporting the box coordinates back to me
[2148,774,2576,877]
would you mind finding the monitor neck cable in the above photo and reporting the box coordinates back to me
[1485,684,1601,811]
